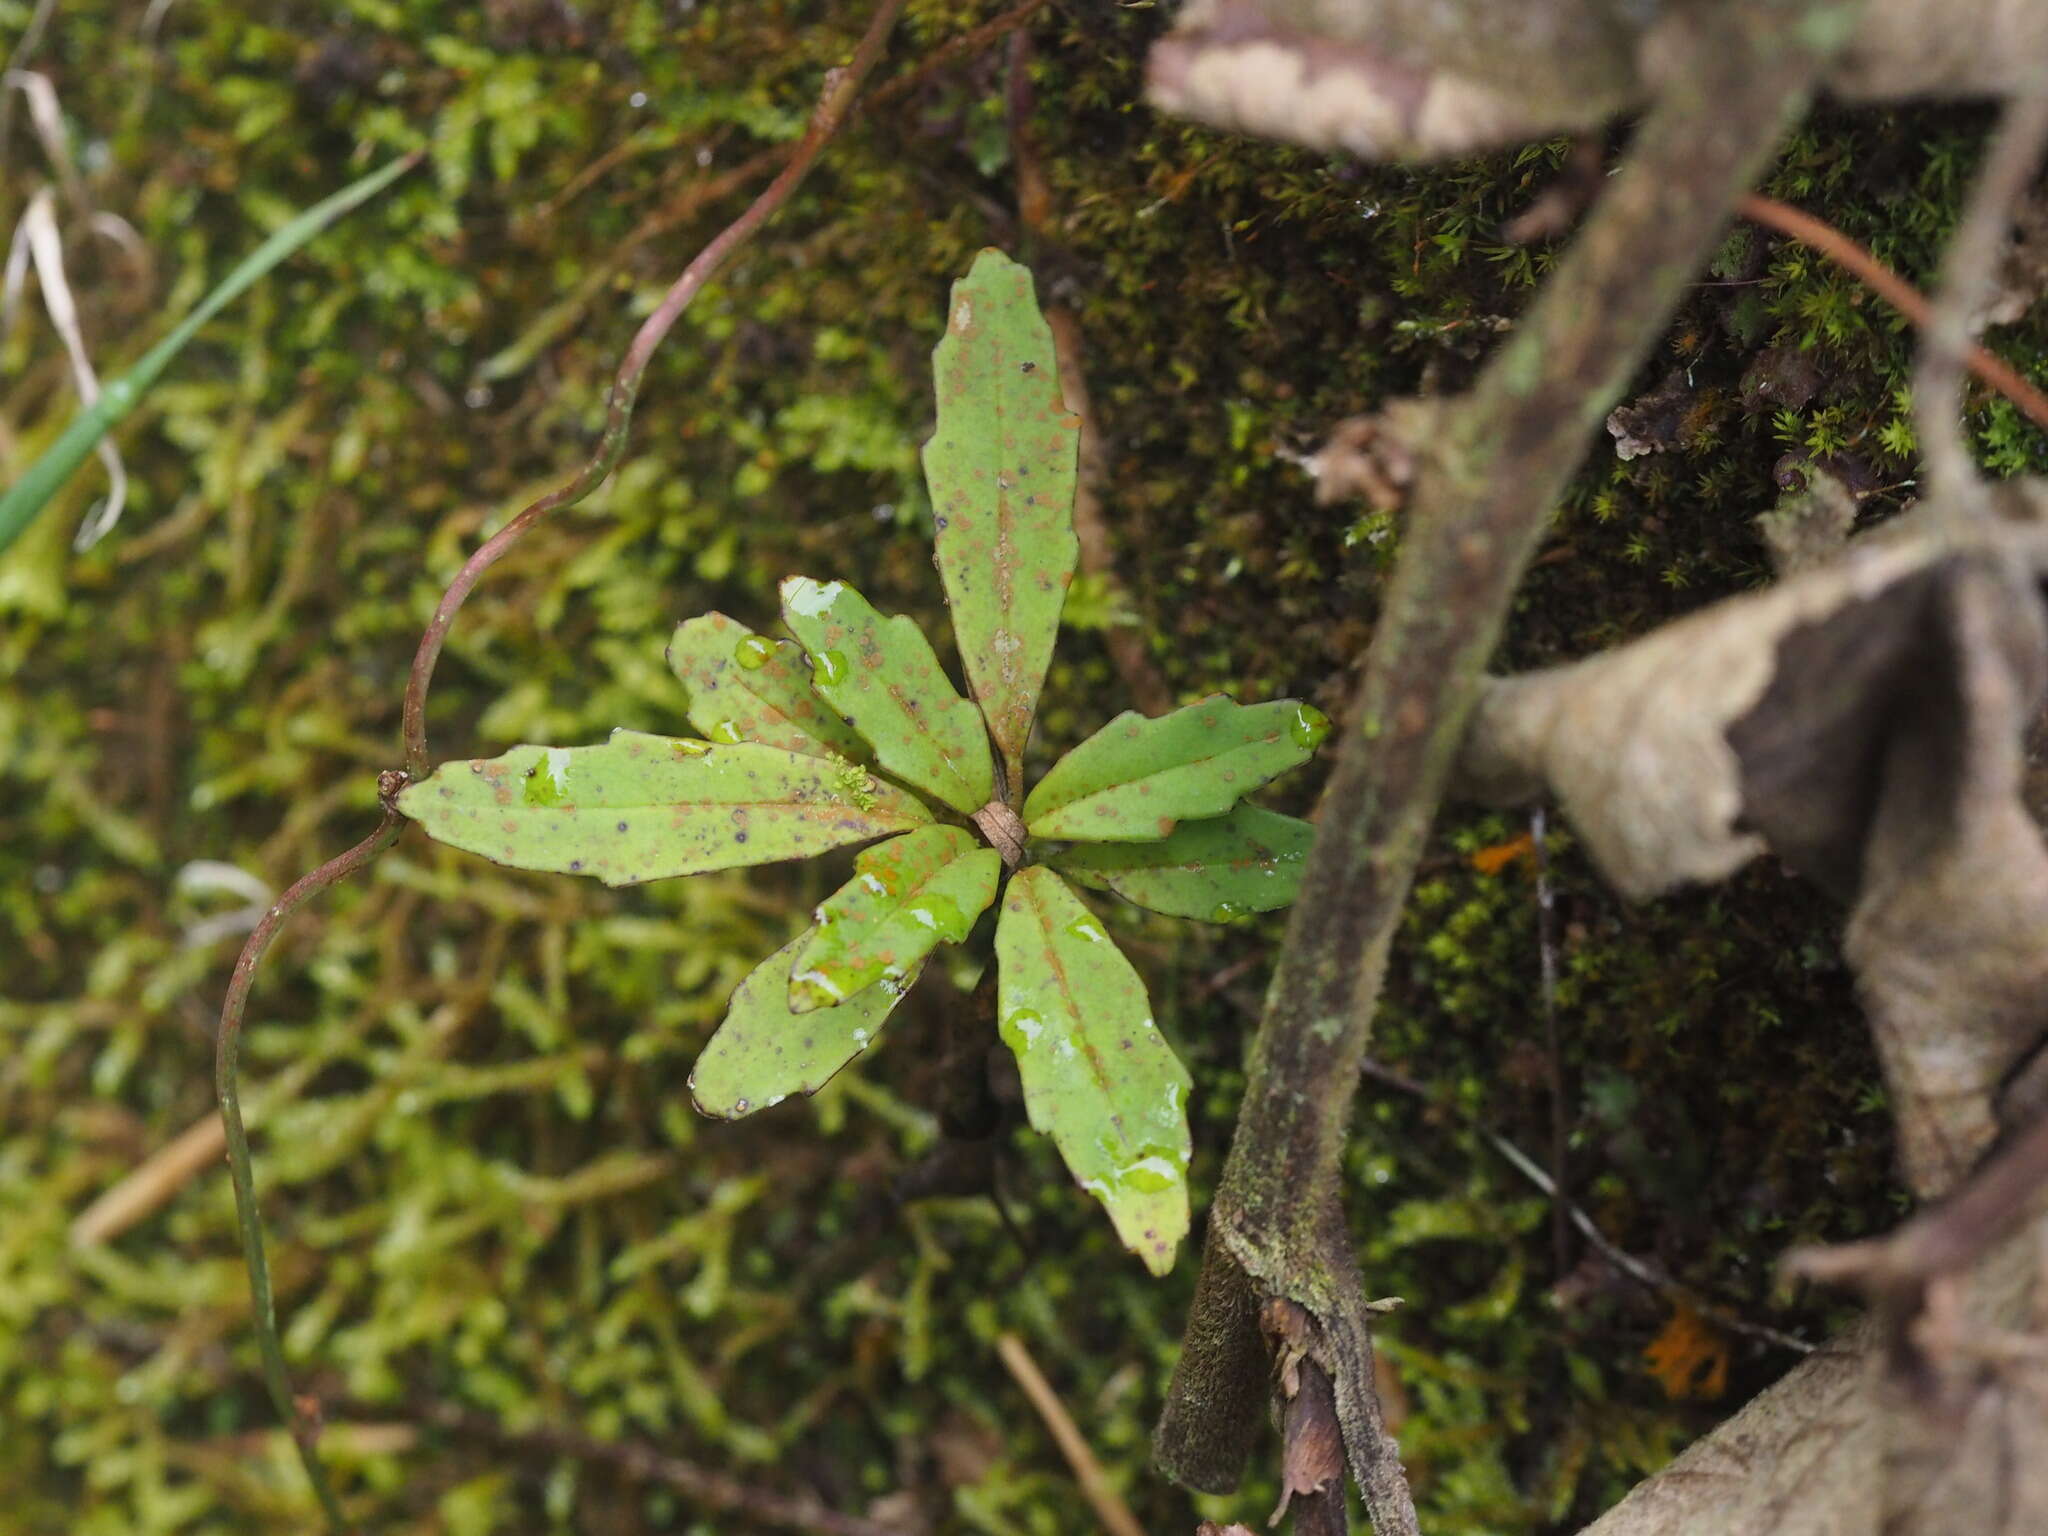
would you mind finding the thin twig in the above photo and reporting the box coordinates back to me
[995,1333,1147,1536]
[402,0,910,778]
[1156,10,1841,1504]
[1737,192,2048,434]
[1347,1054,1814,1355]
[215,797,408,1532]
[1007,31,1173,718]
[1531,807,1571,1282]
[1912,95,2048,509]
[474,0,1052,386]
[215,11,914,1525]
[394,1400,913,1536]
[1787,1103,2048,1312]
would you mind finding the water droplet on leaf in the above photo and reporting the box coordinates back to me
[1118,1156,1180,1194]
[522,748,572,806]
[1210,901,1251,924]
[1289,704,1331,751]
[708,719,745,744]
[733,634,777,671]
[811,649,849,688]
[998,1008,1045,1052]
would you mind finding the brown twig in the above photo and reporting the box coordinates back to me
[398,1400,912,1536]
[1005,32,1173,718]
[475,0,1053,385]
[402,0,911,778]
[1912,95,2048,507]
[214,10,913,1527]
[995,1332,1147,1536]
[1155,5,1843,1518]
[1786,1104,2048,1324]
[215,791,409,1532]
[1737,192,2048,434]
[1531,807,1572,1282]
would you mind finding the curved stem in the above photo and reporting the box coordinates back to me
[215,11,914,1526]
[1910,95,2048,508]
[401,0,909,779]
[1155,3,1846,1509]
[215,804,407,1534]
[1737,191,2048,435]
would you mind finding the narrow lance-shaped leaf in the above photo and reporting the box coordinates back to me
[790,825,1000,1012]
[397,731,929,885]
[921,249,1080,784]
[780,576,995,814]
[994,866,1192,1276]
[0,152,420,557]
[666,611,869,761]
[1052,804,1315,920]
[691,932,920,1118]
[1023,695,1330,841]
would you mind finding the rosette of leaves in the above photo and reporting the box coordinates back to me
[399,252,1329,1274]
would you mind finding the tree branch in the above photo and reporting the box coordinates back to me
[1912,94,2048,509]
[1153,2,1857,1519]
[400,0,911,779]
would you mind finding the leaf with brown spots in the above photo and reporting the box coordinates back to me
[690,932,921,1118]
[395,731,929,885]
[780,576,994,815]
[1023,695,1329,842]
[665,611,869,761]
[993,866,1191,1275]
[1052,804,1314,919]
[788,825,1000,1012]
[921,249,1080,790]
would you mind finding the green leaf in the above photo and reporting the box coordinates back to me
[1052,804,1314,920]
[789,825,1001,1011]
[779,576,995,814]
[993,867,1191,1275]
[665,611,869,760]
[396,731,929,885]
[1023,696,1329,841]
[921,249,1081,783]
[690,933,918,1118]
[0,152,420,557]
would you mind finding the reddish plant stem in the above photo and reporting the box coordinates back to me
[1155,6,1842,1517]
[401,0,911,779]
[1738,192,2048,434]
[392,1399,914,1536]
[215,9,912,1527]
[215,792,408,1533]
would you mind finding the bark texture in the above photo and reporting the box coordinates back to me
[1149,0,2042,164]
[1151,0,1855,1516]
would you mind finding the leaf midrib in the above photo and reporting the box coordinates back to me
[1020,878,1135,1167]
[1039,730,1280,822]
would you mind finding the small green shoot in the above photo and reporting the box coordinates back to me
[398,250,1327,1274]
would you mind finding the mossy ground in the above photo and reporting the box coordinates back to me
[2,2,2038,1531]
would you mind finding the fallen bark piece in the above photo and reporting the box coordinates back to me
[1148,0,2047,165]
[1455,525,2048,1196]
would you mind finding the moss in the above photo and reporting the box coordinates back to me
[3,2,2040,1531]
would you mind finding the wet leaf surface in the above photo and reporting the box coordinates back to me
[994,866,1191,1275]
[1052,803,1314,920]
[690,932,919,1118]
[922,248,1080,779]
[666,610,870,761]
[397,731,928,885]
[790,824,1000,1011]
[779,576,995,814]
[1023,696,1327,841]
